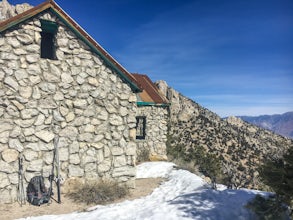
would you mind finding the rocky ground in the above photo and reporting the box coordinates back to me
[0,178,164,220]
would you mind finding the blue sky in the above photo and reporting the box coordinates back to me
[9,0,293,117]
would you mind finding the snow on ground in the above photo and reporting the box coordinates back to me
[19,162,267,220]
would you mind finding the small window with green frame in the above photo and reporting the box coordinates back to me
[40,19,58,60]
[136,116,146,140]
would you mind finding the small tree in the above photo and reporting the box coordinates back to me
[246,147,293,219]
[200,154,222,189]
[246,194,289,220]
[257,147,293,217]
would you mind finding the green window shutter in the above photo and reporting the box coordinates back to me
[40,19,58,34]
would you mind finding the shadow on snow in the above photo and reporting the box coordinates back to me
[168,187,259,220]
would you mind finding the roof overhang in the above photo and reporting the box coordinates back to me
[132,74,170,106]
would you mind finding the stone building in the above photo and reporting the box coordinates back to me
[0,0,169,203]
[132,74,169,161]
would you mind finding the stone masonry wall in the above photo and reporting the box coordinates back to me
[0,12,138,203]
[136,106,168,161]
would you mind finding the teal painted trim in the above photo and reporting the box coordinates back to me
[40,19,58,34]
[49,9,141,93]
[137,102,170,107]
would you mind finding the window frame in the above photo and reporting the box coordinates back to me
[136,116,146,140]
[40,19,58,60]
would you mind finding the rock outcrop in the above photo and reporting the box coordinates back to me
[0,0,32,21]
[157,80,293,189]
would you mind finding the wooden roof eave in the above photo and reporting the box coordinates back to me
[132,74,169,104]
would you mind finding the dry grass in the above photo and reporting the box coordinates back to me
[68,179,129,205]
[168,155,198,174]
[137,147,150,163]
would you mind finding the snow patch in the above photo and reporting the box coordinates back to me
[136,161,175,178]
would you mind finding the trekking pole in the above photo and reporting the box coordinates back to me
[18,153,26,206]
[54,135,61,203]
[48,144,56,203]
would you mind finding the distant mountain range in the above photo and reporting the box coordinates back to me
[238,112,293,139]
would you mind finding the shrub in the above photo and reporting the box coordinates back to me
[167,134,226,189]
[137,147,150,163]
[246,194,289,220]
[259,147,293,216]
[199,153,223,189]
[172,158,197,174]
[68,179,129,205]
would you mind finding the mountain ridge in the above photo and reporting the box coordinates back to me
[237,112,293,139]
[156,80,293,189]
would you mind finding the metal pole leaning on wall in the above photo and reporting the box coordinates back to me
[48,135,62,204]
[54,135,61,203]
[17,152,26,206]
[48,107,62,204]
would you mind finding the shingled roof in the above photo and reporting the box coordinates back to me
[0,0,142,92]
[132,74,169,106]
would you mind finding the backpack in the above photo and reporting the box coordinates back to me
[27,175,50,206]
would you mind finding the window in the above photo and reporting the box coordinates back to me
[136,116,146,140]
[40,20,58,60]
[41,32,55,59]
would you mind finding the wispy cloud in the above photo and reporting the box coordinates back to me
[109,0,293,116]
[11,0,292,117]
[212,105,293,117]
[192,94,293,117]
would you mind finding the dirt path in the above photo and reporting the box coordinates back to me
[0,178,165,220]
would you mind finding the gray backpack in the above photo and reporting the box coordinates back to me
[27,176,50,206]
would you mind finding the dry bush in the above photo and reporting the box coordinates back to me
[171,157,198,174]
[137,147,150,163]
[68,179,129,205]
